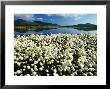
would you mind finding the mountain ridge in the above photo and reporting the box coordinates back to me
[14,19,59,26]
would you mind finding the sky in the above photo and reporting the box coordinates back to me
[14,14,97,26]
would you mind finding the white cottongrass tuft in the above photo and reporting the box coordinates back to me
[14,34,97,76]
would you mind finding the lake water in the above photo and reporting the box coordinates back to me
[14,28,97,36]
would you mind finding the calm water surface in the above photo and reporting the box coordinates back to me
[15,28,97,36]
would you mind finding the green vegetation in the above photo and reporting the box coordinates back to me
[15,25,60,32]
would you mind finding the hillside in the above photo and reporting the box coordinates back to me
[14,19,59,26]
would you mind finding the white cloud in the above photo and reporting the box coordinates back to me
[15,14,35,21]
[47,14,88,20]
[73,14,83,20]
[15,14,45,21]
[36,18,43,21]
[58,14,87,21]
[47,14,53,16]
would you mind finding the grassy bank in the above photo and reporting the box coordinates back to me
[14,25,60,32]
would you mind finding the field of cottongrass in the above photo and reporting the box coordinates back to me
[14,33,97,76]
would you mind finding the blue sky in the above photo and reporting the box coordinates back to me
[14,14,97,26]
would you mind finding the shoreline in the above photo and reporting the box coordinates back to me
[14,33,97,37]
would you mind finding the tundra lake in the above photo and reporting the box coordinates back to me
[15,28,97,35]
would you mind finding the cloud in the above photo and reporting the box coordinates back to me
[14,14,35,21]
[46,14,87,20]
[36,18,43,21]
[15,14,45,22]
[72,14,83,20]
[47,14,53,16]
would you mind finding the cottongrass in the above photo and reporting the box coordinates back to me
[14,33,97,76]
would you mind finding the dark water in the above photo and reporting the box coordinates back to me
[14,28,97,36]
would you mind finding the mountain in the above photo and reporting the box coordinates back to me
[14,19,59,26]
[14,19,27,26]
[72,23,97,30]
[73,23,97,28]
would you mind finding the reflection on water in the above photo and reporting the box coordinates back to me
[14,28,97,36]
